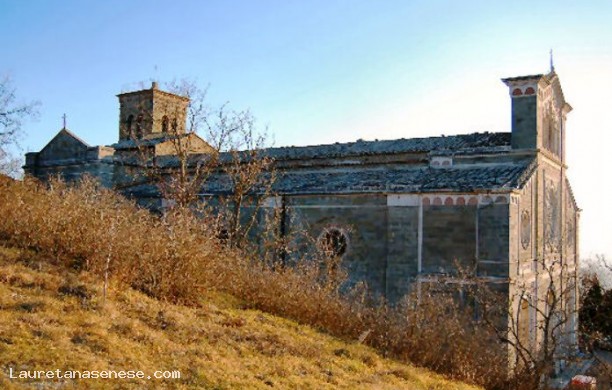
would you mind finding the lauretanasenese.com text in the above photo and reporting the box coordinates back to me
[7,368,181,381]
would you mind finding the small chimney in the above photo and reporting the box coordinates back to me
[151,81,158,90]
[501,74,542,150]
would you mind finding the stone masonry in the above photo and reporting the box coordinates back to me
[24,71,581,363]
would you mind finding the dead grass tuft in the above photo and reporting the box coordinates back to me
[0,177,506,388]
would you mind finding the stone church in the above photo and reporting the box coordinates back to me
[24,70,580,356]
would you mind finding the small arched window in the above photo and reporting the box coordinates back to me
[172,117,178,133]
[161,116,169,133]
[136,114,144,138]
[126,115,134,136]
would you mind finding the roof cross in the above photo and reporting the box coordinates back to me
[62,113,67,129]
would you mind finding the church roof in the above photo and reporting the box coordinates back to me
[501,74,544,83]
[196,158,537,195]
[271,160,536,194]
[195,131,529,195]
[120,131,535,196]
[262,132,511,161]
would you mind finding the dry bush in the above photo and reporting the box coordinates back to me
[0,176,222,304]
[0,177,515,388]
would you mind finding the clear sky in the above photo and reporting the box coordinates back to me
[1,0,611,261]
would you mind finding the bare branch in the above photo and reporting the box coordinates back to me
[0,75,40,176]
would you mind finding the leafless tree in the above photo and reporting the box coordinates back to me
[0,75,40,176]
[473,258,579,389]
[581,254,612,290]
[601,255,612,271]
[125,79,276,249]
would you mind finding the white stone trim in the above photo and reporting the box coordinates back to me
[387,194,420,207]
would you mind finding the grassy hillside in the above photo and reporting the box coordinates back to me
[0,245,480,389]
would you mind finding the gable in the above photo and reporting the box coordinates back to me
[547,72,572,114]
[565,178,579,211]
[38,129,90,161]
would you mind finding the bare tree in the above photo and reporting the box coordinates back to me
[124,79,276,249]
[473,258,579,389]
[581,254,612,290]
[0,75,40,176]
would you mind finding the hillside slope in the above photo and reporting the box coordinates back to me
[0,245,480,389]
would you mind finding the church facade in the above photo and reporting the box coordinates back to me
[24,71,580,357]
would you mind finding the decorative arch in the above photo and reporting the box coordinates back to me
[495,195,508,204]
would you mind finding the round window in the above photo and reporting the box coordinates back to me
[319,228,348,258]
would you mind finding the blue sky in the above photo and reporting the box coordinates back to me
[1,0,611,260]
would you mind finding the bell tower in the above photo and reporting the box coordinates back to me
[502,72,572,162]
[117,82,190,141]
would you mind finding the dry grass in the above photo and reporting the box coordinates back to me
[0,177,511,388]
[0,245,480,389]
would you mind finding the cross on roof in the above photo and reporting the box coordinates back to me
[550,49,555,73]
[62,113,67,129]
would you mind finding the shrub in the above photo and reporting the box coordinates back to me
[0,177,511,388]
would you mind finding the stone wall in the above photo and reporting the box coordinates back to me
[24,160,115,188]
[117,86,188,141]
[422,205,477,274]
[37,130,89,161]
[386,205,419,301]
[277,192,513,303]
[507,157,580,353]
[285,194,389,295]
